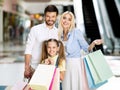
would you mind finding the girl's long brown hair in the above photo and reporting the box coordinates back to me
[40,39,66,65]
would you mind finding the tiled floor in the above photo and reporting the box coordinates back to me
[0,41,25,86]
[0,41,120,90]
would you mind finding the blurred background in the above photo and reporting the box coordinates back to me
[0,0,120,90]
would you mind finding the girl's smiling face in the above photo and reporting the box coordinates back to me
[47,41,59,57]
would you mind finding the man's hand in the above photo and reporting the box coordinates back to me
[24,65,31,78]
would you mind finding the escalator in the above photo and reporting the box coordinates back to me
[82,0,104,52]
[104,0,120,38]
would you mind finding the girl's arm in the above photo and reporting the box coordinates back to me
[60,71,65,81]
[58,60,66,81]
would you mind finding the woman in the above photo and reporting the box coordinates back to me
[58,11,103,90]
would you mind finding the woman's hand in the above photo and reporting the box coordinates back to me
[88,39,103,51]
[93,39,103,45]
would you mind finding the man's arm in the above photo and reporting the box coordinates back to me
[24,54,31,78]
[24,26,36,78]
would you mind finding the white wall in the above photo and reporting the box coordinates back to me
[73,0,85,35]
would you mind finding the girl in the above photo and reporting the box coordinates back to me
[40,38,66,90]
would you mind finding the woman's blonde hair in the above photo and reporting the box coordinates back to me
[58,11,75,39]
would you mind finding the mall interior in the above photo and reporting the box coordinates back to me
[0,0,120,90]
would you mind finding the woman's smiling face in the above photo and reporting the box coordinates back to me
[61,13,72,30]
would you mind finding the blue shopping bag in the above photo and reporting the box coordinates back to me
[84,50,113,84]
[84,58,107,89]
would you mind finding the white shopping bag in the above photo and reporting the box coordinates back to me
[28,64,60,90]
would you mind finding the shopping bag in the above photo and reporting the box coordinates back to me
[28,64,59,90]
[11,81,27,90]
[84,58,107,89]
[81,59,90,90]
[51,68,60,90]
[84,50,113,84]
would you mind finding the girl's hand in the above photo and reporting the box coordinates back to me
[44,58,54,65]
[44,59,50,65]
[49,59,54,65]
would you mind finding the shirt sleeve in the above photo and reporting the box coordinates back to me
[75,29,89,52]
[58,60,66,71]
[24,27,36,54]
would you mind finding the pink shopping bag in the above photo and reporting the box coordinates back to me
[81,59,90,90]
[49,68,60,90]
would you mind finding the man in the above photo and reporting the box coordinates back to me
[24,5,59,78]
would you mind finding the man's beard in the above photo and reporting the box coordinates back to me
[45,20,55,26]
